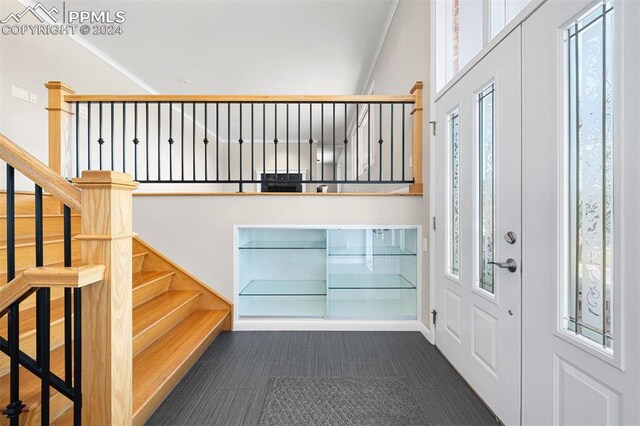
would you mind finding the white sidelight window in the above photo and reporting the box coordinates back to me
[447,108,461,278]
[478,84,495,294]
[565,1,614,349]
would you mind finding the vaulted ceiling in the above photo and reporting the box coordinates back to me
[44,0,395,96]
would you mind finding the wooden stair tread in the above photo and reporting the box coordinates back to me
[0,235,72,249]
[132,271,173,289]
[0,296,66,337]
[132,309,229,421]
[132,291,201,338]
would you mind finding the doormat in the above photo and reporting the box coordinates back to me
[258,377,428,425]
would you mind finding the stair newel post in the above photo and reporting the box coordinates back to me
[409,81,424,194]
[45,81,75,177]
[73,170,138,425]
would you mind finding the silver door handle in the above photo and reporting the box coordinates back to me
[488,258,518,273]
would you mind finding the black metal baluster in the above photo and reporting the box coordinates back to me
[356,104,359,181]
[239,104,244,192]
[75,103,80,178]
[298,103,301,177]
[63,206,72,389]
[343,103,348,182]
[286,103,289,179]
[251,103,254,182]
[157,104,161,181]
[4,165,24,425]
[146,103,150,181]
[35,186,50,423]
[122,102,127,173]
[193,103,196,181]
[181,103,185,181]
[274,104,278,176]
[390,104,394,181]
[98,102,104,170]
[379,103,383,181]
[35,186,51,425]
[402,104,405,181]
[309,103,313,182]
[168,103,174,180]
[262,104,266,179]
[110,103,115,171]
[204,104,209,181]
[87,102,91,171]
[321,104,324,181]
[367,103,371,181]
[332,103,336,181]
[134,102,139,180]
[214,103,218,181]
[73,287,82,425]
[227,104,231,182]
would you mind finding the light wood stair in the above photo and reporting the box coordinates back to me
[0,194,232,425]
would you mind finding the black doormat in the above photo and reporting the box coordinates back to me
[258,377,428,425]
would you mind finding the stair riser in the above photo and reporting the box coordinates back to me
[133,296,199,357]
[0,194,62,216]
[0,240,82,274]
[132,253,147,273]
[0,216,81,242]
[133,275,172,309]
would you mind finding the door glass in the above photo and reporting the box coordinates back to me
[478,84,495,294]
[448,108,461,278]
[566,1,613,349]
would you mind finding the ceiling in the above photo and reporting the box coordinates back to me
[46,0,395,96]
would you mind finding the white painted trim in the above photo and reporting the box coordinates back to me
[357,0,399,95]
[235,318,431,338]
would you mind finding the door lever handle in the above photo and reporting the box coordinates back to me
[488,258,518,273]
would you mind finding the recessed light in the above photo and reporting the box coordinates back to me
[179,78,191,84]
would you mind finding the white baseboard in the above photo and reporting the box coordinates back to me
[234,319,434,344]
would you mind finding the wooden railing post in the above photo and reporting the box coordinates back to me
[45,81,75,176]
[410,81,424,194]
[72,171,138,425]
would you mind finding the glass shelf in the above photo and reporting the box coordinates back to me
[240,280,326,296]
[328,274,415,289]
[328,246,416,256]
[239,241,326,250]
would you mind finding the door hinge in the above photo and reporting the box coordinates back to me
[429,121,437,136]
[432,216,436,231]
[431,309,438,326]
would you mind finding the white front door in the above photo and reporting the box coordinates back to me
[522,0,640,424]
[434,29,522,425]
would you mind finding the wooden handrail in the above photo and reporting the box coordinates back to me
[64,94,416,103]
[0,265,105,315]
[0,133,82,212]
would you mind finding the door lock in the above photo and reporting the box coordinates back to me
[489,258,518,273]
[504,231,517,244]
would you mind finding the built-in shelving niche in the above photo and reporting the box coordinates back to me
[237,227,418,320]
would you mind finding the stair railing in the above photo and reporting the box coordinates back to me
[0,134,137,425]
[46,81,424,194]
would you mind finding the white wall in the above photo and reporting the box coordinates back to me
[133,195,422,301]
[347,0,431,327]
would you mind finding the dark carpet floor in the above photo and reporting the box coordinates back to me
[146,331,497,426]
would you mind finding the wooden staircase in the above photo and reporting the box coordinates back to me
[0,193,232,425]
